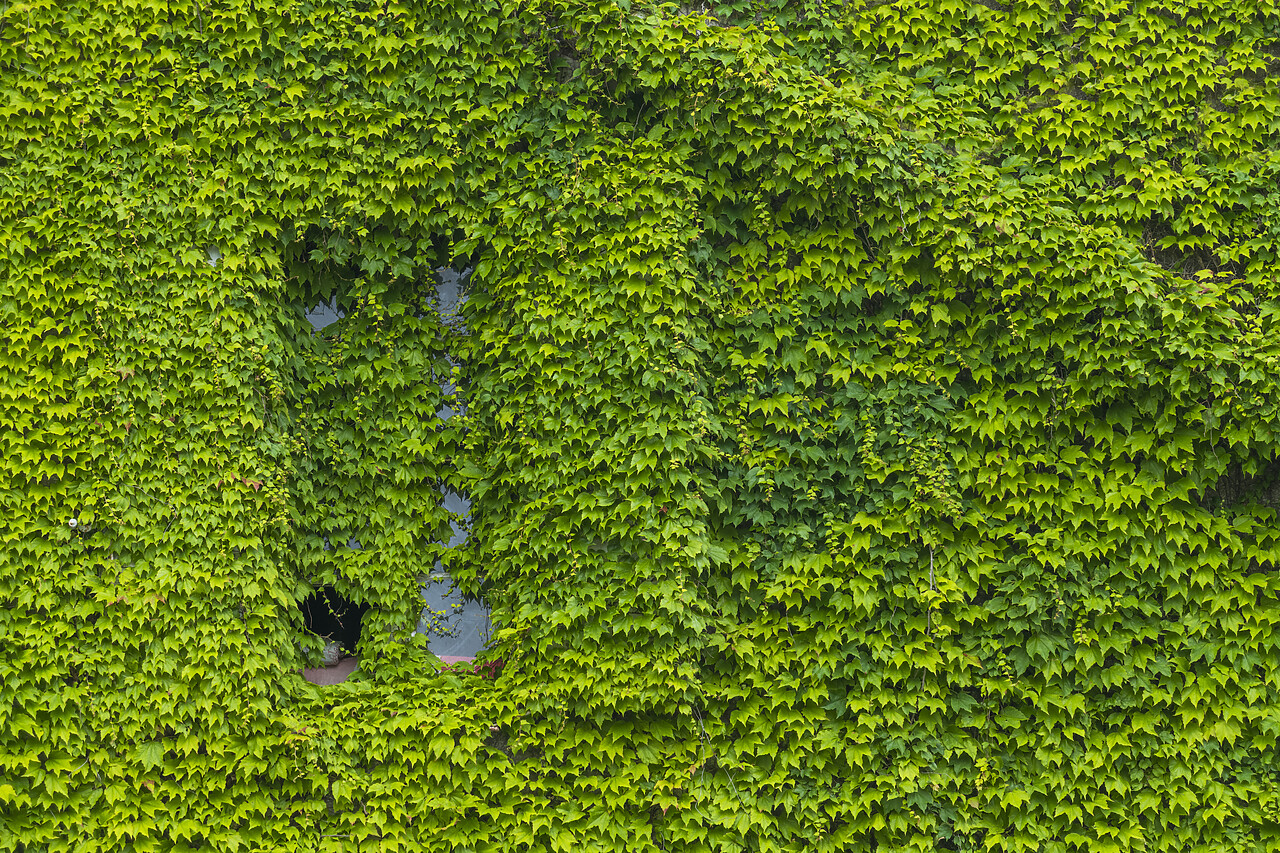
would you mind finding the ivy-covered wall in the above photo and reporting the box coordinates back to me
[3,0,1280,850]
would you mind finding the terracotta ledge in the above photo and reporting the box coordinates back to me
[302,656,359,685]
[436,655,475,665]
[301,654,480,685]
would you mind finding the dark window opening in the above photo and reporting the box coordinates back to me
[301,586,368,663]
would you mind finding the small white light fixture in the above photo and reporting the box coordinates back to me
[206,245,222,267]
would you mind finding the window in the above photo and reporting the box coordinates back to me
[285,248,489,677]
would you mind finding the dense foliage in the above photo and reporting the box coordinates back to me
[4,0,1280,850]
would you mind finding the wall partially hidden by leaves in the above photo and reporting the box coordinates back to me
[4,0,1280,850]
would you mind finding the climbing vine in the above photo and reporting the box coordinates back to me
[3,0,1280,851]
